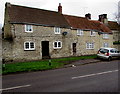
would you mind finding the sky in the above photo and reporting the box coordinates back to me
[0,0,119,28]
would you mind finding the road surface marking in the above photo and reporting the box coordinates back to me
[72,70,118,79]
[0,84,31,91]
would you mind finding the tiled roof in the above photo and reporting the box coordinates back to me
[6,3,112,33]
[64,15,112,33]
[7,4,70,28]
[108,21,120,30]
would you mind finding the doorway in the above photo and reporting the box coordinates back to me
[72,43,76,55]
[41,41,50,59]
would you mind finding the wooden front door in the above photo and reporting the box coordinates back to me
[73,43,76,55]
[42,41,50,59]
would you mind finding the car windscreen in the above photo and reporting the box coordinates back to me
[99,49,109,54]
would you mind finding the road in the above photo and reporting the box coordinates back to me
[2,60,119,92]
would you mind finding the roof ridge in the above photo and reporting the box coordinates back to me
[9,3,59,14]
[63,14,86,19]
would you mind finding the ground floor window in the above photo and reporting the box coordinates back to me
[103,43,109,47]
[86,43,94,49]
[24,42,35,50]
[53,41,62,49]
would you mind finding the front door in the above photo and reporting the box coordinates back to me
[42,41,50,59]
[73,43,76,55]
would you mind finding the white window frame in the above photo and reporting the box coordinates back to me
[77,29,83,35]
[86,43,94,49]
[103,34,109,39]
[90,31,96,36]
[25,25,33,32]
[103,43,109,47]
[53,41,62,49]
[54,27,61,34]
[24,41,35,50]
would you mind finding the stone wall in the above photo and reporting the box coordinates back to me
[113,45,120,51]
[2,24,114,63]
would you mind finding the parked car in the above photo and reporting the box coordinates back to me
[97,47,120,61]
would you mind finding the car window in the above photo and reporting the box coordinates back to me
[99,49,108,53]
[110,49,115,53]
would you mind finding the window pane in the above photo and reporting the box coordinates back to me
[26,25,32,31]
[55,27,60,34]
[30,42,34,48]
[54,42,57,47]
[58,42,61,47]
[25,43,29,49]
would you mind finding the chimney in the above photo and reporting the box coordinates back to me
[58,3,62,14]
[5,2,11,7]
[98,14,108,25]
[85,13,91,20]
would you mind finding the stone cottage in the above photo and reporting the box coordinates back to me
[2,3,113,62]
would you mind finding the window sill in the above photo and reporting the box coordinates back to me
[90,35,95,37]
[86,48,94,50]
[54,33,61,35]
[24,49,35,51]
[103,38,109,39]
[53,47,62,49]
[77,34,83,36]
[25,31,33,33]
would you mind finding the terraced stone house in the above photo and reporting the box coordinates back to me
[2,3,113,62]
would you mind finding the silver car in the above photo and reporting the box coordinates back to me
[97,47,120,61]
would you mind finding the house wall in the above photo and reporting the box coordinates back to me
[112,30,120,42]
[2,24,113,63]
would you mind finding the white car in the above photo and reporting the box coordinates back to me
[97,47,120,61]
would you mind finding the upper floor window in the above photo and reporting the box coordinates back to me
[90,31,96,36]
[24,41,35,50]
[103,34,109,39]
[103,43,109,47]
[77,29,83,35]
[54,27,61,34]
[25,25,33,32]
[53,41,62,49]
[86,43,94,49]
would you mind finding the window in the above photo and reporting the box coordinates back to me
[25,25,33,32]
[103,34,109,39]
[54,27,61,34]
[24,42,35,50]
[53,41,62,49]
[103,43,109,47]
[77,29,83,35]
[86,43,94,49]
[90,31,96,36]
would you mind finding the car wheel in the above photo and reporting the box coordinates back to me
[108,57,112,61]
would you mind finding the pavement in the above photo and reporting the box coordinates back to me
[64,59,101,68]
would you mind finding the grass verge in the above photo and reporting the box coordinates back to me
[2,55,97,75]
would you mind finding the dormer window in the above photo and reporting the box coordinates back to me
[77,29,83,35]
[25,25,33,32]
[54,27,61,34]
[90,31,96,36]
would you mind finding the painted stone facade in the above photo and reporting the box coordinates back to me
[2,24,113,62]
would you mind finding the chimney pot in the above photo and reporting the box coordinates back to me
[6,2,11,7]
[85,13,91,19]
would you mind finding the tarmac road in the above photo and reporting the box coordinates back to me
[2,59,119,92]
